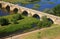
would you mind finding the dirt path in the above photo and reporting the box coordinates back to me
[54,36,60,39]
[1,25,60,39]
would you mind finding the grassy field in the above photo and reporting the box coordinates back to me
[19,24,60,39]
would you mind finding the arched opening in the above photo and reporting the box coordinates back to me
[0,3,2,8]
[47,18,54,24]
[22,11,28,16]
[13,8,18,13]
[6,5,10,11]
[33,14,40,19]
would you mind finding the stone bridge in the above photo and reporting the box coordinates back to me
[0,1,60,25]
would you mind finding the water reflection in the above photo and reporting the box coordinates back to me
[0,8,16,16]
[0,8,9,16]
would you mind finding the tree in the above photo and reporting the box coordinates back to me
[11,19,18,24]
[0,18,9,26]
[45,4,60,16]
[38,16,53,28]
[11,14,23,24]
[52,4,60,16]
[13,14,23,20]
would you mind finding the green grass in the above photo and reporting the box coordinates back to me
[41,25,60,38]
[19,24,60,39]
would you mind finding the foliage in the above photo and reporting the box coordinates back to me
[51,4,60,16]
[0,14,53,37]
[32,4,40,10]
[0,17,9,26]
[0,16,40,37]
[38,16,53,28]
[13,14,23,20]
[10,14,23,24]
[44,4,60,16]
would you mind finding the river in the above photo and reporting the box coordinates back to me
[0,0,60,16]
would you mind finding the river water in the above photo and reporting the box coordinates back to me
[0,9,10,16]
[0,0,60,16]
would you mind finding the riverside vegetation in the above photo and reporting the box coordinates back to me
[0,0,60,39]
[0,12,53,37]
[20,24,60,39]
[44,4,60,17]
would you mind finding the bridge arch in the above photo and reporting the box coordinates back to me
[0,3,2,8]
[13,8,18,13]
[6,5,10,11]
[22,11,28,16]
[33,14,40,19]
[47,18,54,24]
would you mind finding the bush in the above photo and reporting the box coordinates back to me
[0,13,53,37]
[38,16,53,28]
[51,4,60,16]
[0,17,9,26]
[0,17,40,37]
[11,19,18,24]
[12,14,23,20]
[11,14,23,24]
[45,4,60,16]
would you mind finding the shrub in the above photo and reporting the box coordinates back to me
[51,4,60,16]
[11,14,23,24]
[12,14,23,20]
[38,16,53,28]
[11,19,18,24]
[45,4,60,16]
[0,17,9,26]
[0,17,40,37]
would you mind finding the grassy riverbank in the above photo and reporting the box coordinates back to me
[19,24,60,39]
[0,13,53,37]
